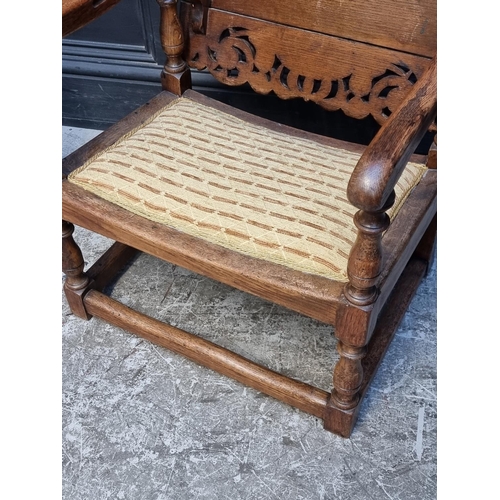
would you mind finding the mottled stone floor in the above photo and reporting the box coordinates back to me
[63,126,437,500]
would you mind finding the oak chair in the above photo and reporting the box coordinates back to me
[62,0,437,437]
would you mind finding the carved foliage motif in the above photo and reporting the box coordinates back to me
[189,27,419,125]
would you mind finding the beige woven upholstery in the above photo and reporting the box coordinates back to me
[68,98,427,281]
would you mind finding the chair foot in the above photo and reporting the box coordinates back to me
[323,396,359,437]
[323,339,366,437]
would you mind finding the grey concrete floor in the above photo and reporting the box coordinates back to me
[62,126,437,499]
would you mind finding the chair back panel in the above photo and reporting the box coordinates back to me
[180,1,435,125]
[211,0,436,58]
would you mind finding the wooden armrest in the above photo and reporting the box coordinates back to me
[347,56,437,212]
[62,0,122,37]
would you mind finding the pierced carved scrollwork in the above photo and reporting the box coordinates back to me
[189,27,421,125]
[191,27,258,83]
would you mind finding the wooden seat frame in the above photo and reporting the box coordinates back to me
[62,0,437,437]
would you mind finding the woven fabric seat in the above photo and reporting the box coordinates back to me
[68,97,427,282]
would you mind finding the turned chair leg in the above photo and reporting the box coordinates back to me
[331,341,366,410]
[62,220,93,319]
[323,340,367,437]
[324,194,394,436]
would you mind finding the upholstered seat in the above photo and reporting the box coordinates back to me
[68,95,426,282]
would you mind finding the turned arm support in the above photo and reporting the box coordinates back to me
[341,57,436,309]
[156,0,192,94]
[347,56,437,212]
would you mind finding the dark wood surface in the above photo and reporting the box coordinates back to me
[84,290,330,419]
[185,8,433,125]
[62,0,437,438]
[348,57,437,213]
[211,0,436,57]
[63,0,123,37]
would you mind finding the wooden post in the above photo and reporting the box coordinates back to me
[156,0,192,95]
[62,220,92,320]
[344,196,393,308]
[325,192,394,436]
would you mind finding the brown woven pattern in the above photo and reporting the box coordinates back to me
[68,98,426,282]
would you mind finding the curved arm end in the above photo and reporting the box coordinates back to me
[347,56,437,212]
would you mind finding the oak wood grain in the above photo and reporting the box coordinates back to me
[324,256,428,437]
[62,0,123,37]
[210,0,436,57]
[347,56,437,212]
[186,9,432,125]
[84,290,329,418]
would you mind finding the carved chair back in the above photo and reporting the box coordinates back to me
[175,0,436,127]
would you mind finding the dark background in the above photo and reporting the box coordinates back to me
[62,0,432,152]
